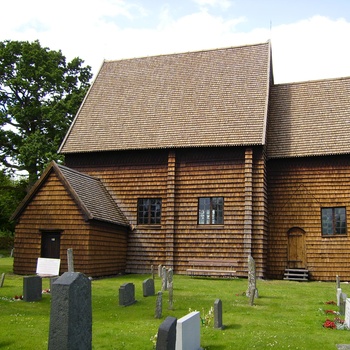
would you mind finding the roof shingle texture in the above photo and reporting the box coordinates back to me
[60,42,271,153]
[267,77,350,158]
[58,164,129,226]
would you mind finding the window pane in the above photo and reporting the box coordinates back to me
[138,199,161,224]
[321,208,333,235]
[335,207,346,234]
[198,197,223,225]
[199,198,210,224]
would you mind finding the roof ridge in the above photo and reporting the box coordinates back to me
[103,41,270,64]
[274,75,350,87]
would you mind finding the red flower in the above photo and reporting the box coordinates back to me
[323,319,336,329]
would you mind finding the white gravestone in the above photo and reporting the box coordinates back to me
[345,298,350,328]
[176,311,202,350]
[337,288,342,307]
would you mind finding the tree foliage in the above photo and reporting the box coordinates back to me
[0,40,92,184]
[0,171,27,234]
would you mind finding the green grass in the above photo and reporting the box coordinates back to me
[1,256,350,349]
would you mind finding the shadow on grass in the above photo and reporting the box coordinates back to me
[222,323,242,330]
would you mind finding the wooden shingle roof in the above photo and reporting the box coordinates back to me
[267,77,350,158]
[11,162,129,226]
[59,42,271,154]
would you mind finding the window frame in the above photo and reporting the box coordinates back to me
[321,206,347,236]
[137,198,162,225]
[198,197,224,225]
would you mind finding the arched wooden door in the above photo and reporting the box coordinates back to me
[287,227,306,269]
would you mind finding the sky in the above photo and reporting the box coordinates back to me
[2,0,350,84]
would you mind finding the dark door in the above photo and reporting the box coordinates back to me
[41,232,61,258]
[287,227,306,269]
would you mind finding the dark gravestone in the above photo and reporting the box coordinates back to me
[214,298,224,329]
[119,282,137,306]
[48,272,92,350]
[143,278,155,297]
[23,275,42,302]
[156,316,177,350]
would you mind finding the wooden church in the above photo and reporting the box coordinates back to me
[11,41,350,281]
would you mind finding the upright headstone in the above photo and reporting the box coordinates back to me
[10,248,14,257]
[155,291,163,319]
[151,265,155,280]
[246,255,258,299]
[337,288,342,307]
[48,272,92,350]
[168,282,174,310]
[162,267,168,291]
[23,275,42,302]
[214,299,223,329]
[143,278,155,297]
[158,265,163,278]
[340,293,348,316]
[167,268,173,285]
[156,316,177,350]
[67,248,74,273]
[176,311,201,350]
[0,273,5,288]
[336,275,341,289]
[119,283,137,306]
[345,298,350,329]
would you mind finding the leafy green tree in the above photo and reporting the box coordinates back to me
[0,40,92,185]
[0,171,27,234]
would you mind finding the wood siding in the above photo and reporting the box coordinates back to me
[267,156,350,281]
[66,146,268,277]
[13,172,127,277]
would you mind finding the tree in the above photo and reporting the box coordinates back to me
[0,40,92,185]
[0,171,27,234]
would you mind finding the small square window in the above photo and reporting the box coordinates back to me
[138,198,162,225]
[198,197,224,225]
[321,207,347,236]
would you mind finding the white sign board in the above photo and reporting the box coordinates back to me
[345,298,350,328]
[36,258,60,276]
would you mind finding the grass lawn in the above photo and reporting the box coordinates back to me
[1,255,350,349]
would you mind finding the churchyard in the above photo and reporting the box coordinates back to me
[1,254,350,349]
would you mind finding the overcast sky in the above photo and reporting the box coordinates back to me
[2,0,350,83]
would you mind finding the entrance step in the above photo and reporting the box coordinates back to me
[283,268,309,281]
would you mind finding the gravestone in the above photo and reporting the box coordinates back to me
[340,293,348,316]
[155,291,163,319]
[143,278,155,297]
[345,298,350,328]
[162,267,168,291]
[151,265,155,279]
[67,248,74,272]
[337,288,342,307]
[158,264,163,277]
[167,268,173,285]
[48,272,92,350]
[336,275,341,289]
[0,273,5,288]
[168,282,174,310]
[214,299,223,329]
[119,283,137,306]
[246,255,258,299]
[23,275,42,302]
[156,316,177,350]
[176,311,201,350]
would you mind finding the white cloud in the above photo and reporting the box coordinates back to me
[1,1,350,83]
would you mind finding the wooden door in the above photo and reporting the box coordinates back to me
[287,227,306,269]
[41,232,61,259]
